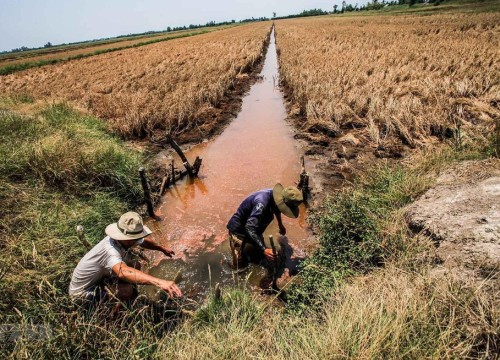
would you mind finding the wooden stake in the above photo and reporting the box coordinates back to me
[297,156,310,200]
[139,167,160,220]
[158,176,168,197]
[166,134,195,177]
[76,225,92,250]
[165,174,171,189]
[170,159,175,179]
[269,235,278,290]
[192,156,203,176]
[214,283,222,301]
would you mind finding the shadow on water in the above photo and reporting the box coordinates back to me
[144,28,314,303]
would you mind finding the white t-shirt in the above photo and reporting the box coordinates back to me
[68,236,143,296]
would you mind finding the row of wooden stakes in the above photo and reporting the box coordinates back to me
[139,135,203,221]
[139,136,310,221]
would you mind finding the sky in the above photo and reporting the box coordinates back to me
[0,0,368,52]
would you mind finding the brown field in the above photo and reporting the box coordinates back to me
[0,26,231,68]
[0,23,270,139]
[275,13,500,150]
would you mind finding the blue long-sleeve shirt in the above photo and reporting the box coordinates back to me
[227,189,277,252]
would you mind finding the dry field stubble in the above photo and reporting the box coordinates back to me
[0,23,270,139]
[0,26,230,68]
[275,13,500,153]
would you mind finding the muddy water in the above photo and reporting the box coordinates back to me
[145,29,314,302]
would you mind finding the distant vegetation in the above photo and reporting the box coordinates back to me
[1,20,237,55]
[2,0,496,57]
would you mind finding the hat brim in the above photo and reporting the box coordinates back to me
[272,183,300,219]
[105,223,152,241]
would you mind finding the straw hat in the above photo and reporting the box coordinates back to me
[105,212,152,241]
[272,183,303,218]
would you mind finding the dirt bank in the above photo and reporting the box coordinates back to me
[406,159,500,290]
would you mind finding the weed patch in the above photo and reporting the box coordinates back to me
[0,103,144,322]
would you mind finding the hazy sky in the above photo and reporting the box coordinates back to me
[0,0,367,52]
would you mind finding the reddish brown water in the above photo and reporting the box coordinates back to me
[145,29,314,302]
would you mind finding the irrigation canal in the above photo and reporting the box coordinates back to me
[144,28,315,303]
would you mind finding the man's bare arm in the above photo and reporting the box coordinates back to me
[140,237,175,257]
[112,262,182,298]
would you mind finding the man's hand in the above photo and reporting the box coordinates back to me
[158,280,182,298]
[263,248,277,262]
[279,224,287,236]
[162,248,175,257]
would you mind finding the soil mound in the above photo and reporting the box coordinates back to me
[406,159,500,285]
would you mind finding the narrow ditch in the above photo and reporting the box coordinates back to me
[144,27,315,303]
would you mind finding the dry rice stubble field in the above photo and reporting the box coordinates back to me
[0,26,232,69]
[275,13,500,188]
[0,23,271,142]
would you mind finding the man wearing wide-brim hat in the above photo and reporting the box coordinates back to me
[226,183,303,268]
[69,212,182,303]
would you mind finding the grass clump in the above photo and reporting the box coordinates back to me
[285,165,428,313]
[194,288,261,328]
[0,103,142,198]
[0,103,145,351]
[285,143,492,314]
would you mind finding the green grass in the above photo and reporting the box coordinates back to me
[0,103,145,318]
[285,141,492,314]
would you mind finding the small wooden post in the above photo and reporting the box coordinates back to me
[165,174,171,190]
[158,176,168,197]
[192,156,203,176]
[297,156,310,200]
[269,235,278,290]
[166,134,195,177]
[139,167,160,220]
[76,225,92,250]
[214,283,222,301]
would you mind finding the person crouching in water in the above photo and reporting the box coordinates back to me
[69,212,182,308]
[226,183,303,269]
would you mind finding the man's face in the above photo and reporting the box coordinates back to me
[121,238,143,249]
